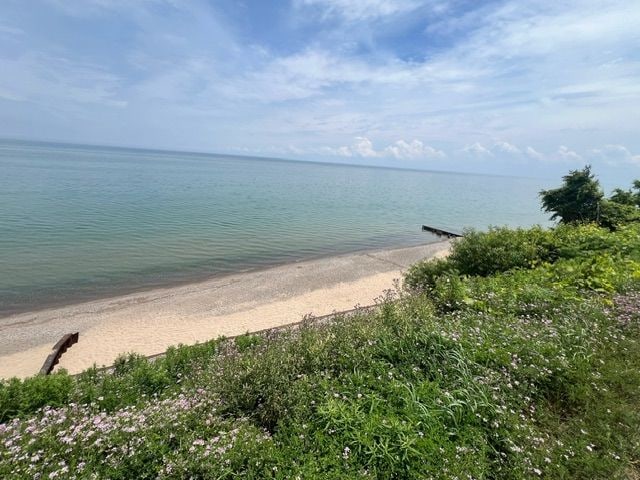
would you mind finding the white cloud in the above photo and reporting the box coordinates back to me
[352,136,378,157]
[461,141,539,160]
[440,0,640,71]
[0,53,125,108]
[557,145,583,162]
[525,146,544,160]
[591,144,640,166]
[493,141,521,154]
[335,145,353,157]
[463,142,493,157]
[383,139,446,160]
[222,49,443,103]
[327,136,445,160]
[294,0,421,21]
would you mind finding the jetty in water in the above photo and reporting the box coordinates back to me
[422,225,463,238]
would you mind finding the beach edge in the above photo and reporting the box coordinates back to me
[0,240,452,379]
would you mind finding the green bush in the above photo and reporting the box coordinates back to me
[0,372,73,422]
[599,199,640,231]
[406,223,640,294]
[448,226,553,276]
[431,273,469,312]
[404,257,457,292]
[234,333,262,352]
[405,226,554,291]
[549,222,640,261]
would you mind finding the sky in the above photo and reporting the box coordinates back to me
[0,0,639,182]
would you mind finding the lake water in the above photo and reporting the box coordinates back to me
[0,140,551,315]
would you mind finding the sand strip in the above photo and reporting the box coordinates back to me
[0,241,451,379]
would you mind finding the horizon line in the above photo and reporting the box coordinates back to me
[0,136,543,181]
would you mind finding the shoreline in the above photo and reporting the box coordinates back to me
[0,236,439,318]
[0,240,451,379]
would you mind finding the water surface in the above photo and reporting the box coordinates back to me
[0,140,551,315]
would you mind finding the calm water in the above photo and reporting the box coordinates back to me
[0,140,551,315]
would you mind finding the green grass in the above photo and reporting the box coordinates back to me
[1,224,640,479]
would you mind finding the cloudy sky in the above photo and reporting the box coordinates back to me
[1,0,639,180]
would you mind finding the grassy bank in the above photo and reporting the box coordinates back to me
[1,223,640,479]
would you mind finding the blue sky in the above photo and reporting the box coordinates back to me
[1,0,639,180]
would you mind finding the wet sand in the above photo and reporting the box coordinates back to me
[0,241,451,379]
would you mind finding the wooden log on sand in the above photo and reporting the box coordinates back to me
[39,332,79,375]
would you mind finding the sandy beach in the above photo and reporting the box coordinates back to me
[0,241,451,379]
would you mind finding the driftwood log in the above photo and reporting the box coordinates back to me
[39,332,79,375]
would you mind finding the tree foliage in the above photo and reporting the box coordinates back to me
[599,199,640,230]
[610,181,640,208]
[540,165,604,223]
[610,188,637,206]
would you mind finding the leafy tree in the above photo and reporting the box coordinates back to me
[603,179,640,229]
[631,180,640,206]
[610,188,637,206]
[540,165,604,223]
[610,180,640,207]
[599,199,640,230]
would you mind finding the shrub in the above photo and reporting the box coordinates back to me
[448,226,553,276]
[0,373,73,422]
[234,333,262,352]
[599,199,640,231]
[404,257,457,292]
[431,273,469,312]
[549,222,640,260]
[406,223,640,294]
[405,226,553,292]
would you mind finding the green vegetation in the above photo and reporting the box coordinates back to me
[1,170,640,478]
[540,165,604,224]
[540,165,640,229]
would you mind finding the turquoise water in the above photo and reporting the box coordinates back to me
[0,140,551,315]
